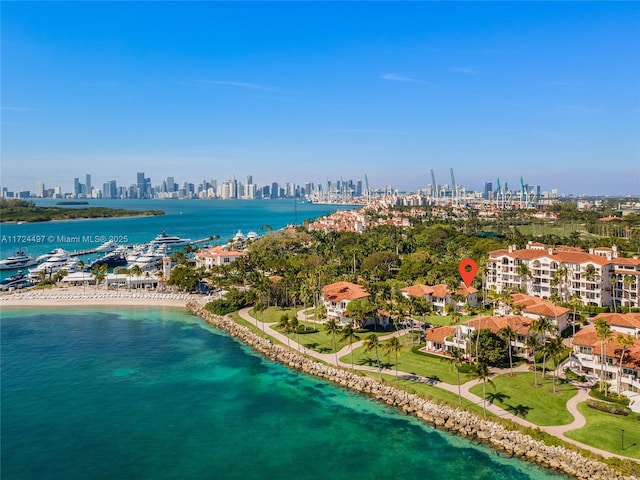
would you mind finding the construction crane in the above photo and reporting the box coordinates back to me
[520,177,526,206]
[364,174,370,201]
[430,169,437,198]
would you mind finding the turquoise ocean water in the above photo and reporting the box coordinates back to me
[1,308,566,480]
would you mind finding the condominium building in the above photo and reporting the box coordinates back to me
[486,241,640,309]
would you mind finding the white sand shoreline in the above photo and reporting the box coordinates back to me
[0,286,205,309]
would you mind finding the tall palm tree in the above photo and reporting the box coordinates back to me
[325,318,341,366]
[568,293,582,341]
[616,334,634,394]
[289,315,300,351]
[594,318,612,395]
[383,336,402,383]
[610,274,618,313]
[532,316,555,380]
[623,275,634,313]
[340,323,360,370]
[469,361,492,418]
[553,266,569,302]
[525,333,541,386]
[278,314,292,348]
[516,262,531,295]
[498,325,516,376]
[545,337,565,393]
[364,333,381,376]
[449,347,464,406]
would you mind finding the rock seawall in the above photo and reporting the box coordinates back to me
[187,302,635,480]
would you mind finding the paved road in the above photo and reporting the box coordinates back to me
[237,307,635,461]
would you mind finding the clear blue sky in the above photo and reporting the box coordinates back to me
[2,1,639,195]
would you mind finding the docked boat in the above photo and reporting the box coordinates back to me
[89,248,128,269]
[246,231,259,242]
[150,231,191,248]
[130,245,166,271]
[0,271,33,291]
[29,249,77,279]
[95,240,119,253]
[0,249,38,270]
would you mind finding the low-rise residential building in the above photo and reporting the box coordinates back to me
[424,315,534,357]
[320,281,370,322]
[591,312,640,339]
[571,326,640,397]
[195,246,246,270]
[401,282,478,314]
[506,293,570,334]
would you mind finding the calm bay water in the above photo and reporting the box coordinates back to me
[0,198,355,280]
[0,308,566,480]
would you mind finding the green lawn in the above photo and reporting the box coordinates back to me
[371,372,490,418]
[249,306,301,323]
[565,403,640,459]
[468,372,577,426]
[340,342,460,385]
[421,314,475,327]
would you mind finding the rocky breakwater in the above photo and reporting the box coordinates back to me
[186,302,635,480]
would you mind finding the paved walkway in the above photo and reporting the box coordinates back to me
[237,307,636,461]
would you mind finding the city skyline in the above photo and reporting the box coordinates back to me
[2,2,639,195]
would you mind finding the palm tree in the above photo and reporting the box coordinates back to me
[568,293,582,341]
[498,326,516,376]
[623,275,634,313]
[383,336,402,383]
[278,314,292,348]
[340,323,360,370]
[449,347,464,406]
[616,334,634,394]
[594,318,612,395]
[553,266,569,302]
[545,337,565,393]
[532,316,555,380]
[610,274,618,313]
[469,361,492,418]
[525,334,541,386]
[289,315,300,350]
[364,333,381,375]
[516,262,531,295]
[325,318,341,366]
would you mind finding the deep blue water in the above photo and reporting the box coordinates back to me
[0,308,566,480]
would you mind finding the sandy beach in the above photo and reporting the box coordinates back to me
[0,285,200,308]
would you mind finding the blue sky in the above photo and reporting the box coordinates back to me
[2,1,639,195]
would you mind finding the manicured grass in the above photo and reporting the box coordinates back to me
[371,372,491,418]
[275,321,392,354]
[565,402,640,460]
[421,314,474,327]
[249,306,301,323]
[468,371,577,426]
[340,341,460,385]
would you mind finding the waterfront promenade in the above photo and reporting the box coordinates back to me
[237,306,634,462]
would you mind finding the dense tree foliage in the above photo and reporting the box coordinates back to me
[0,198,164,222]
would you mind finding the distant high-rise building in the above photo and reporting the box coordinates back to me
[85,174,92,196]
[271,182,279,199]
[483,182,493,200]
[246,175,252,186]
[166,177,175,192]
[73,178,81,197]
[36,181,45,198]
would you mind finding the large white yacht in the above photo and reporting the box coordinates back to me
[0,250,38,270]
[29,249,77,279]
[95,240,119,253]
[149,231,191,248]
[130,245,166,271]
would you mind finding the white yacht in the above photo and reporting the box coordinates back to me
[0,271,32,291]
[150,231,191,248]
[0,249,38,270]
[131,246,166,271]
[29,249,77,279]
[246,231,259,242]
[95,240,119,253]
[126,244,148,264]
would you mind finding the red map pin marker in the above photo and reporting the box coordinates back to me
[458,258,478,288]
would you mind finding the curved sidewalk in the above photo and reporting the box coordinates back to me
[237,307,636,461]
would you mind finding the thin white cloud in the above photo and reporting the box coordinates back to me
[197,80,282,93]
[450,67,476,75]
[380,73,422,83]
[1,106,34,112]
[333,128,410,135]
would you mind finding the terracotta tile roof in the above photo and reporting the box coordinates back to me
[464,315,533,335]
[592,313,640,329]
[401,285,434,297]
[196,245,246,258]
[577,326,640,369]
[425,326,456,343]
[524,302,569,318]
[321,281,370,302]
[573,327,599,347]
[431,284,450,298]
